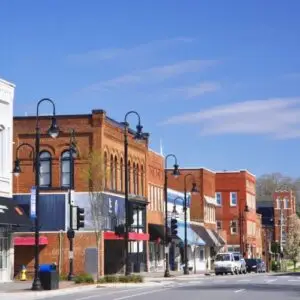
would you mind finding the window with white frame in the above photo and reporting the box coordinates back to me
[231,220,238,234]
[216,220,222,230]
[230,192,237,206]
[216,192,222,206]
[284,198,289,209]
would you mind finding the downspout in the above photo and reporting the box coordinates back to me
[58,230,63,275]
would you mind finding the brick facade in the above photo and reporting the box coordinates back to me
[13,109,153,276]
[14,231,104,278]
[215,170,260,257]
[273,190,297,247]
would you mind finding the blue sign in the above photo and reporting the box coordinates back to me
[30,187,36,219]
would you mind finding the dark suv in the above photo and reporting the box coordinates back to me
[245,258,266,273]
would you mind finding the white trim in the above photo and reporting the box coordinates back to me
[215,192,222,206]
[215,169,256,178]
[204,195,217,206]
[230,192,237,206]
[170,166,216,173]
[148,148,164,158]
[0,78,15,88]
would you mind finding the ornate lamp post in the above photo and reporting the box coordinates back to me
[67,129,77,281]
[123,111,148,276]
[164,154,180,278]
[183,173,199,275]
[13,98,59,291]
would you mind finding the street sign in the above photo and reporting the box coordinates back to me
[30,186,36,219]
[71,206,77,230]
[69,251,74,259]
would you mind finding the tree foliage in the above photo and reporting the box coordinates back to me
[284,216,300,271]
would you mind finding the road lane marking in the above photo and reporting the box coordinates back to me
[288,279,300,282]
[112,288,171,300]
[234,289,245,293]
[238,279,250,282]
[75,287,156,300]
[265,279,277,283]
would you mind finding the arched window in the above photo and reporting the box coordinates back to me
[39,151,51,187]
[61,150,72,188]
[114,156,118,191]
[120,158,124,192]
[136,164,139,195]
[133,162,137,194]
[110,154,115,190]
[141,165,144,196]
[104,152,108,189]
[128,161,131,193]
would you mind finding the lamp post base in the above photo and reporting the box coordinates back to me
[67,273,74,281]
[31,277,42,291]
[183,267,189,275]
[164,270,171,277]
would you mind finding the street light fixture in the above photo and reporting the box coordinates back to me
[123,111,148,276]
[164,154,180,278]
[183,173,199,275]
[67,129,77,281]
[14,98,59,290]
[13,143,35,176]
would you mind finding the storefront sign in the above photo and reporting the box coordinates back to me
[30,187,36,219]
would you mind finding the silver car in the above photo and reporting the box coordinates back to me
[233,252,247,274]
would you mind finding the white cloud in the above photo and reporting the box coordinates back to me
[160,97,300,139]
[173,81,221,99]
[67,37,194,64]
[86,60,217,91]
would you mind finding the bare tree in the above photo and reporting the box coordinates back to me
[284,215,300,272]
[82,150,109,280]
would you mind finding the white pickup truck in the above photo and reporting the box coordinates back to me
[214,252,239,275]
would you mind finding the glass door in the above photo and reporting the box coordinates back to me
[0,236,9,282]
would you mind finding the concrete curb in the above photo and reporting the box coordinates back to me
[0,282,165,300]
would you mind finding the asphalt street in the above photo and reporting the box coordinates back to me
[42,273,300,300]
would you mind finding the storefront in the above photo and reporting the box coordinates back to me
[148,224,164,272]
[0,197,31,282]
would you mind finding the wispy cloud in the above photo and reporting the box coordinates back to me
[85,59,218,91]
[160,97,300,139]
[172,81,221,99]
[67,37,194,64]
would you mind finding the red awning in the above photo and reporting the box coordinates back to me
[104,232,149,241]
[14,236,48,246]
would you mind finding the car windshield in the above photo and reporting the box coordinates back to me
[216,254,231,261]
[245,259,257,265]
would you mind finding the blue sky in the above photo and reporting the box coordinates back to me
[2,0,300,177]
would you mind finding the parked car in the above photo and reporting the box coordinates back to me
[214,252,238,275]
[233,252,247,274]
[245,258,266,273]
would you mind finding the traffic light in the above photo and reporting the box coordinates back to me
[115,224,125,236]
[76,207,85,229]
[171,218,178,236]
[128,202,134,225]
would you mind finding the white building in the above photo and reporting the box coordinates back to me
[0,79,30,282]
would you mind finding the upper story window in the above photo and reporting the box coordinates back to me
[216,220,222,230]
[39,151,51,187]
[230,192,237,206]
[61,150,72,188]
[216,192,222,206]
[284,198,289,209]
[231,220,238,234]
[140,165,144,196]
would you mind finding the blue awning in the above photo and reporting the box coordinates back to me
[176,222,205,246]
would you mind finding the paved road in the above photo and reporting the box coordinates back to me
[43,273,300,300]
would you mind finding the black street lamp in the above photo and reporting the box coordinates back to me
[183,173,199,275]
[67,129,77,281]
[13,143,35,176]
[123,111,148,276]
[164,154,180,278]
[14,98,59,291]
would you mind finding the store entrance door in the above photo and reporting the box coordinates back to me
[0,235,9,282]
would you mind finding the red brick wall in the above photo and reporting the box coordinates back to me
[215,170,257,254]
[14,231,104,278]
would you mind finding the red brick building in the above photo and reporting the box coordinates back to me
[12,109,161,277]
[215,170,260,258]
[273,189,297,249]
[167,168,226,270]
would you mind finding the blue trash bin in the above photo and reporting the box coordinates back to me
[39,264,59,290]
